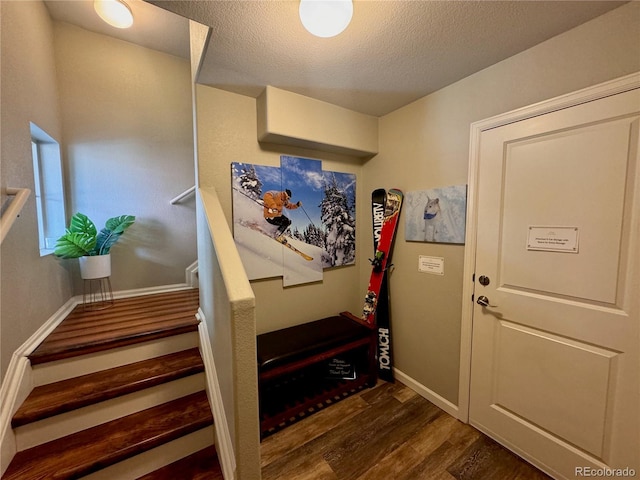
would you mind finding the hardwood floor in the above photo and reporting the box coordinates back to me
[261,381,551,480]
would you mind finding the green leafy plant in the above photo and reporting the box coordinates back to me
[54,212,136,259]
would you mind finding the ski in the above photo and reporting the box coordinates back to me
[239,220,313,261]
[274,235,314,261]
[372,189,386,251]
[371,189,394,382]
[363,189,403,326]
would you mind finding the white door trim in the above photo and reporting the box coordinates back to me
[457,72,640,423]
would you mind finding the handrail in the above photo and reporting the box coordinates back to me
[170,185,196,205]
[0,187,31,244]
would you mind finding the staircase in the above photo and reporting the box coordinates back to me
[2,289,224,480]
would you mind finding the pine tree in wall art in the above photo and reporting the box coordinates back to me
[237,164,263,200]
[321,172,356,267]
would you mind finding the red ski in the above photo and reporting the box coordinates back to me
[362,189,403,325]
[372,189,394,381]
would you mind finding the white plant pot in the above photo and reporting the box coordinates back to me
[79,254,111,280]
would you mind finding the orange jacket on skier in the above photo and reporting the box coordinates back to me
[263,190,302,218]
[263,189,302,236]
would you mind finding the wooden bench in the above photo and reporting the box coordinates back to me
[257,312,377,436]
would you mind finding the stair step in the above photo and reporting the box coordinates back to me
[29,289,200,365]
[136,446,224,480]
[2,391,213,480]
[13,348,204,428]
[31,332,200,386]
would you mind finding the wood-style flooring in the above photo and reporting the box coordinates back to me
[261,380,551,480]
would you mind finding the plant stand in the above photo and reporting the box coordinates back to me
[79,254,114,311]
[83,276,114,311]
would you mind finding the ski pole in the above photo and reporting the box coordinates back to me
[299,204,315,226]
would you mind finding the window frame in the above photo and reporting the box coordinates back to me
[30,122,67,256]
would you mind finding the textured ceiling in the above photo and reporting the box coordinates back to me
[47,1,625,117]
[153,0,625,117]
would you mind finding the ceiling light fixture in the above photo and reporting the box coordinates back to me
[94,0,134,29]
[299,0,353,38]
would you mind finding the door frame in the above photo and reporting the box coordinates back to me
[457,72,640,423]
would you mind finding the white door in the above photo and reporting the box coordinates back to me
[469,84,639,479]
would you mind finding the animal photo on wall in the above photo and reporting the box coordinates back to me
[231,156,356,287]
[405,185,467,244]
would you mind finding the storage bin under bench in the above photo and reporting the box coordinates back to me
[256,312,377,436]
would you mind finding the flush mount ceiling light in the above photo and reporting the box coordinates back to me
[94,0,134,29]
[299,0,353,38]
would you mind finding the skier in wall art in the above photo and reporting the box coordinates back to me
[263,189,303,239]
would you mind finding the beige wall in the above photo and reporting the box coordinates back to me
[0,4,197,380]
[194,2,640,406]
[54,22,197,292]
[195,84,365,335]
[4,0,637,406]
[369,2,640,404]
[0,1,74,380]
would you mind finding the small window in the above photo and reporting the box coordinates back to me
[30,122,66,256]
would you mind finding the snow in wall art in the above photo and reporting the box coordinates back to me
[232,156,356,287]
[405,185,467,244]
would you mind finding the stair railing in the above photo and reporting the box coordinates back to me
[0,188,31,244]
[169,185,195,205]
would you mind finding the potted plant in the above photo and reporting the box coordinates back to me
[54,212,136,279]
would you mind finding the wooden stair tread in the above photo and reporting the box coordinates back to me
[29,289,200,365]
[2,391,213,480]
[12,348,204,428]
[136,446,224,480]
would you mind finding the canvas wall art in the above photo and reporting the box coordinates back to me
[232,156,356,287]
[405,185,467,244]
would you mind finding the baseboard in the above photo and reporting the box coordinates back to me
[394,368,460,420]
[0,356,27,476]
[186,261,199,288]
[0,295,77,475]
[197,309,236,480]
[110,283,194,300]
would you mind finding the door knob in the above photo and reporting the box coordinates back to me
[477,295,497,307]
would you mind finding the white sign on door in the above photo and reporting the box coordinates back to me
[527,226,579,253]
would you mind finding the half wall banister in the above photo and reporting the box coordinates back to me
[197,186,260,479]
[0,188,31,244]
